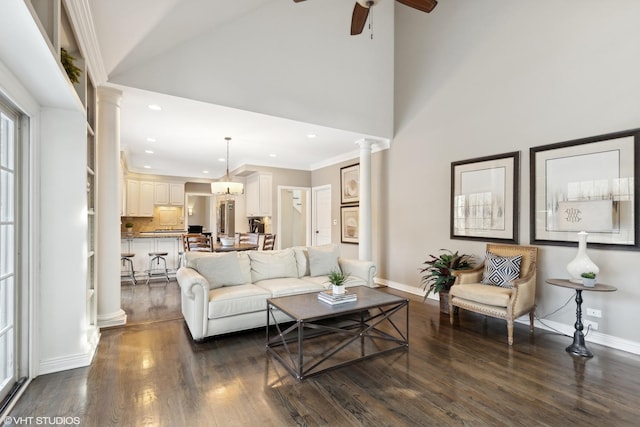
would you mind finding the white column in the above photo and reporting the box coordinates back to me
[97,86,127,327]
[357,139,374,261]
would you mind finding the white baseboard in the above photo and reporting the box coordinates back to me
[381,279,640,356]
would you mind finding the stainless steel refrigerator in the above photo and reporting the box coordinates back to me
[218,200,235,237]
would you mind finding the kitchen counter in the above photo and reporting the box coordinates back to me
[122,231,185,238]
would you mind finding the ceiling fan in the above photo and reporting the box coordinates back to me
[293,0,437,36]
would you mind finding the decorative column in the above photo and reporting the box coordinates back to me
[96,86,127,327]
[357,139,374,261]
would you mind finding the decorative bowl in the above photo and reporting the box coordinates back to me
[220,237,235,246]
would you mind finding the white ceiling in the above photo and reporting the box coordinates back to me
[87,0,419,179]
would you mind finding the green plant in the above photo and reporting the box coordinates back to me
[420,249,474,300]
[125,222,134,228]
[581,272,596,279]
[326,270,351,287]
[60,47,82,84]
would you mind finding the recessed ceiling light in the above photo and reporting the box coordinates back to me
[218,158,225,162]
[146,137,156,142]
[148,104,162,111]
[269,154,277,157]
[143,165,151,169]
[307,134,317,138]
[202,170,209,174]
[145,150,154,154]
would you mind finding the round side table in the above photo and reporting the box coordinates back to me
[546,278,617,358]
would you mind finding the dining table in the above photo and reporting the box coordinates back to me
[212,243,259,252]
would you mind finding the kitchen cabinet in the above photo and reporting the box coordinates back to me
[246,173,272,217]
[154,182,184,206]
[125,179,154,216]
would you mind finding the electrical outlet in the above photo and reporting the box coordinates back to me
[586,308,602,318]
[583,319,598,331]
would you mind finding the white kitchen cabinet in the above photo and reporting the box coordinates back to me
[246,173,272,217]
[154,182,184,206]
[170,183,184,205]
[125,179,154,217]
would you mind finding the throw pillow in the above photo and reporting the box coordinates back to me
[481,252,522,288]
[308,243,340,277]
[248,248,298,282]
[194,252,250,288]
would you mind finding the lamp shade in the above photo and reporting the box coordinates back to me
[211,180,244,195]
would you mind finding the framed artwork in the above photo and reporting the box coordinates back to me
[340,163,359,204]
[451,151,520,243]
[341,205,359,244]
[530,128,640,250]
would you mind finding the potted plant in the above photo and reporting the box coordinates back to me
[581,271,597,287]
[125,222,134,234]
[327,270,351,295]
[420,249,474,313]
[60,47,82,84]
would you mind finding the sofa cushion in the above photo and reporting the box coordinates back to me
[450,283,512,307]
[292,246,310,277]
[208,284,271,319]
[254,277,325,297]
[481,252,522,288]
[308,243,340,277]
[249,248,298,282]
[194,252,251,289]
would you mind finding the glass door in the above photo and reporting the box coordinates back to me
[0,102,17,403]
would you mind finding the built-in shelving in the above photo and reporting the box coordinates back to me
[28,0,98,333]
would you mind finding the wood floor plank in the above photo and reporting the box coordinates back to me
[7,287,640,426]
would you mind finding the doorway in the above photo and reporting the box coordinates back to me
[277,186,311,249]
[185,194,216,236]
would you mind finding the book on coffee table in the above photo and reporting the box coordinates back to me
[317,290,357,305]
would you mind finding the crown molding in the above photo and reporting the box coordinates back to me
[63,0,108,84]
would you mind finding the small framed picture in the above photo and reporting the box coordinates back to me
[341,205,359,244]
[340,163,359,205]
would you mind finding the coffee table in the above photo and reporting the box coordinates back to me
[266,286,409,380]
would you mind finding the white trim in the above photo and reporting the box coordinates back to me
[382,279,640,355]
[39,351,96,376]
[310,138,390,171]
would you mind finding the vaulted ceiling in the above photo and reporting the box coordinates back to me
[87,0,420,178]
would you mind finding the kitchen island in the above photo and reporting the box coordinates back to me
[121,232,184,279]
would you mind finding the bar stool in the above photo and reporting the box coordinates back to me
[146,251,170,285]
[121,253,137,285]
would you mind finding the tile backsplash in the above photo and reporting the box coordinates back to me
[121,206,184,232]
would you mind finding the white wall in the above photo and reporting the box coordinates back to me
[390,0,640,348]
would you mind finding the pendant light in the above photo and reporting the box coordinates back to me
[211,137,244,195]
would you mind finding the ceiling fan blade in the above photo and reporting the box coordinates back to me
[395,0,437,13]
[351,2,370,35]
[293,0,306,3]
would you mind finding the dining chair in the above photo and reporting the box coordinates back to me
[239,232,259,245]
[181,233,213,252]
[262,234,276,250]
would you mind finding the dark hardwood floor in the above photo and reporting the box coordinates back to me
[8,286,640,426]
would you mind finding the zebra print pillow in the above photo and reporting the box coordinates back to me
[480,252,522,288]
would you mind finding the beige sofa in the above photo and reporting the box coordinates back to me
[176,244,376,340]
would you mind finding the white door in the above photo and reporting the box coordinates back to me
[312,185,331,246]
[0,102,18,401]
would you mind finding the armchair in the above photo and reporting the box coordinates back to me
[449,244,538,345]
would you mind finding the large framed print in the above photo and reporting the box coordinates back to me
[451,152,519,243]
[340,163,359,205]
[341,205,359,244]
[530,128,640,250]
